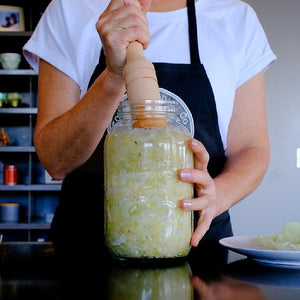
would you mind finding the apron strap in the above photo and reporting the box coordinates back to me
[90,0,201,80]
[187,0,201,64]
[88,48,106,89]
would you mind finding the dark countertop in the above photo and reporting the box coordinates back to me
[0,242,300,299]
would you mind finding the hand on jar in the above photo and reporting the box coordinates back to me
[96,0,151,78]
[178,138,218,247]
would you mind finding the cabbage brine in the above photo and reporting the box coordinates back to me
[104,99,194,261]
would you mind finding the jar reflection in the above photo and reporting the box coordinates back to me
[106,262,193,300]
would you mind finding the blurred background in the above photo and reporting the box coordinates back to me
[231,0,300,236]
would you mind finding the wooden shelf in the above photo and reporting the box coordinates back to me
[0,69,37,76]
[0,31,33,37]
[0,107,37,114]
[0,185,61,191]
[0,222,51,230]
[0,146,35,152]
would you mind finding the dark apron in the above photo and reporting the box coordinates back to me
[50,0,233,260]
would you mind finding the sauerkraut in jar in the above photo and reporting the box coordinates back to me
[104,98,194,261]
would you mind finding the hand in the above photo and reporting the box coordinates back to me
[96,0,151,78]
[192,276,266,300]
[178,139,219,247]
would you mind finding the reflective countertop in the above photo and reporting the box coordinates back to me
[0,242,299,299]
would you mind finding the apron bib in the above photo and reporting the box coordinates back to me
[51,0,233,258]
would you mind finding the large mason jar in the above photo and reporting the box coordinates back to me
[104,93,194,262]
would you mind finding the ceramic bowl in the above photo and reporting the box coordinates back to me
[0,53,21,70]
[0,203,20,223]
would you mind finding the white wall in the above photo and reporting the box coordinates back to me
[230,0,300,236]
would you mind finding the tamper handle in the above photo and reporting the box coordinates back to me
[123,41,161,101]
[123,42,166,128]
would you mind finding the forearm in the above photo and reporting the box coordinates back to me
[34,68,125,180]
[34,0,152,180]
[214,143,270,217]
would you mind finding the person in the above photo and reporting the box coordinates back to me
[23,0,276,259]
[2,16,11,28]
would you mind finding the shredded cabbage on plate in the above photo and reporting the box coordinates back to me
[257,222,300,251]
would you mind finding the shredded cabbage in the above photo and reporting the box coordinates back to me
[257,222,300,251]
[104,126,193,259]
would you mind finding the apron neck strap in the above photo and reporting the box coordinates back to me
[187,0,201,64]
[89,0,202,89]
[88,48,106,89]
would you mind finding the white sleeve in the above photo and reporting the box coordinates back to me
[236,4,276,88]
[23,0,102,94]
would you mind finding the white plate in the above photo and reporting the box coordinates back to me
[219,236,300,268]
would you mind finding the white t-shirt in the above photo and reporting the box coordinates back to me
[23,0,276,148]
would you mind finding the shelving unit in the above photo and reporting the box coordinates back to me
[0,69,37,75]
[0,0,57,242]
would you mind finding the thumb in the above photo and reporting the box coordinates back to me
[139,0,152,12]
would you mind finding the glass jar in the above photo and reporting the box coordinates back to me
[3,165,18,185]
[104,95,194,262]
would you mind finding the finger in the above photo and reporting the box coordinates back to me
[119,26,150,48]
[108,11,149,33]
[100,2,148,29]
[178,168,211,187]
[191,276,210,298]
[191,213,212,247]
[97,4,149,48]
[179,194,210,211]
[107,0,141,11]
[139,0,152,12]
[188,139,209,171]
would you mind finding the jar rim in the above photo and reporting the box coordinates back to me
[108,88,195,137]
[119,99,178,113]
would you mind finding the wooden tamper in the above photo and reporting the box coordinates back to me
[123,42,167,128]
